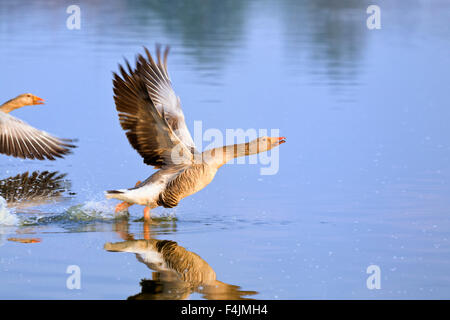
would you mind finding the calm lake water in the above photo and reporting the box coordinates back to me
[0,0,449,299]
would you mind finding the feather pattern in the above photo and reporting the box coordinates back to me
[137,45,197,152]
[0,171,70,205]
[0,112,76,160]
[112,48,194,168]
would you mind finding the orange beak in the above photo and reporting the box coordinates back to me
[32,95,45,105]
[270,137,286,146]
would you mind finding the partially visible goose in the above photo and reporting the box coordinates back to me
[106,46,286,219]
[0,93,76,160]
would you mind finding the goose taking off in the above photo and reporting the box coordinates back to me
[106,46,286,220]
[0,93,76,160]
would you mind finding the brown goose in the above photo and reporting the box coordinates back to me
[106,46,286,219]
[0,93,76,160]
[105,237,257,300]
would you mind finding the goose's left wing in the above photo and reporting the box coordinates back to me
[113,56,194,169]
[136,46,197,153]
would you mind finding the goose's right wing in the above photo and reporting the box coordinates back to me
[0,112,76,160]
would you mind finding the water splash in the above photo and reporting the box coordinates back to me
[154,211,178,221]
[0,197,19,226]
[20,199,124,226]
[65,200,121,221]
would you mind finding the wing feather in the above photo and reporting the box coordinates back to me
[113,53,193,168]
[0,170,70,204]
[0,112,76,160]
[137,45,197,152]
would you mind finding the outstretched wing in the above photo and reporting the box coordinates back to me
[112,52,193,169]
[136,46,197,153]
[0,112,76,160]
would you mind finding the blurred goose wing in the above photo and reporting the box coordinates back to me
[0,171,69,205]
[113,51,194,169]
[0,112,76,160]
[136,46,197,153]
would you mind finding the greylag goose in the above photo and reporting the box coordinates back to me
[0,93,76,160]
[106,46,286,219]
[105,230,257,300]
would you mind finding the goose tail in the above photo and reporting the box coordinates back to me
[105,189,125,200]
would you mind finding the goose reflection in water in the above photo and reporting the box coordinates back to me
[105,218,258,300]
[0,170,72,211]
[0,170,73,244]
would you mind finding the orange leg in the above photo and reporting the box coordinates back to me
[114,180,142,213]
[143,220,151,240]
[143,207,151,221]
[115,201,132,213]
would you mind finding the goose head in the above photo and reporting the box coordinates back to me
[15,93,45,106]
[248,136,286,154]
[0,93,45,113]
[0,93,44,113]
